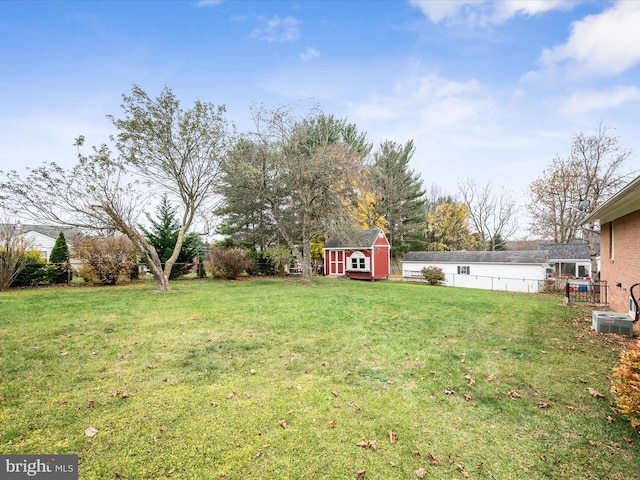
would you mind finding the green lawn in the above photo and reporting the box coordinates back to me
[1,278,638,479]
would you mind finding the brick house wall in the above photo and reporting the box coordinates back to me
[599,209,640,315]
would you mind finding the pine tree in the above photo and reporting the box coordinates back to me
[49,231,70,284]
[140,196,201,279]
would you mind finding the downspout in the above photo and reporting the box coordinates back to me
[631,283,639,323]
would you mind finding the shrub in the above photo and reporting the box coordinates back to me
[72,234,136,285]
[421,266,445,285]
[248,250,275,276]
[205,247,253,280]
[11,251,54,287]
[265,245,293,276]
[611,340,640,431]
[0,223,34,290]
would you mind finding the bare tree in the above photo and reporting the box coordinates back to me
[527,124,632,279]
[0,85,230,292]
[458,178,519,251]
[0,222,34,291]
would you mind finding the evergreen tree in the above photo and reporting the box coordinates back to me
[369,140,426,256]
[49,231,70,284]
[140,196,201,279]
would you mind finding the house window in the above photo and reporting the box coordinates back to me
[457,266,471,275]
[348,251,370,271]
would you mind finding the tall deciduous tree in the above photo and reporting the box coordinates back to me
[458,178,519,251]
[528,124,631,279]
[425,202,476,251]
[368,140,425,255]
[222,106,370,282]
[0,85,230,292]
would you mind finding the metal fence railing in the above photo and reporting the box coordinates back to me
[564,280,608,305]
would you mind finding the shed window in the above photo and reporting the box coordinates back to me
[457,266,470,275]
[348,251,370,271]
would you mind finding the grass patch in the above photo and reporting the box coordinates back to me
[0,278,638,479]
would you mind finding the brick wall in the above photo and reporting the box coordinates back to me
[600,209,640,315]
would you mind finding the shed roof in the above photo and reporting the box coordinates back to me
[324,228,385,249]
[403,250,548,264]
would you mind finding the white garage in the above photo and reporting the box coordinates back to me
[402,250,550,293]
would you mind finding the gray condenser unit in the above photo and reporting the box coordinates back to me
[592,311,634,337]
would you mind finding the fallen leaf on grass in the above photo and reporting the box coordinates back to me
[464,374,475,386]
[507,390,521,399]
[606,415,615,423]
[587,388,605,399]
[328,420,337,429]
[331,390,340,397]
[566,406,579,414]
[623,437,633,445]
[462,394,472,401]
[348,401,362,411]
[85,427,98,437]
[487,374,497,382]
[457,464,470,478]
[538,402,551,409]
[60,351,69,356]
[356,440,377,450]
[443,389,455,395]
[578,377,587,384]
[354,470,366,478]
[537,453,547,461]
[278,419,289,429]
[427,453,440,465]
[389,430,397,444]
[415,467,427,478]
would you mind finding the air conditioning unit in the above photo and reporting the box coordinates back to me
[592,311,634,337]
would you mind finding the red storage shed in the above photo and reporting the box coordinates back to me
[323,228,391,281]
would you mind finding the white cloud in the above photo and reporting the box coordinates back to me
[250,15,300,43]
[300,47,320,62]
[409,0,574,26]
[347,73,488,136]
[538,1,640,79]
[560,86,640,114]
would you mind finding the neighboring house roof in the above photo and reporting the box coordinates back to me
[18,224,80,240]
[582,174,640,224]
[539,243,598,260]
[403,250,549,264]
[324,228,386,249]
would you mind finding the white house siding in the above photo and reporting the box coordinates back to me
[402,251,549,293]
[403,262,546,292]
[21,231,57,260]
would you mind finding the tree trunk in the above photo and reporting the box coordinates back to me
[585,226,600,281]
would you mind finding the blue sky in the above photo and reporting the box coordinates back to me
[1,0,639,232]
